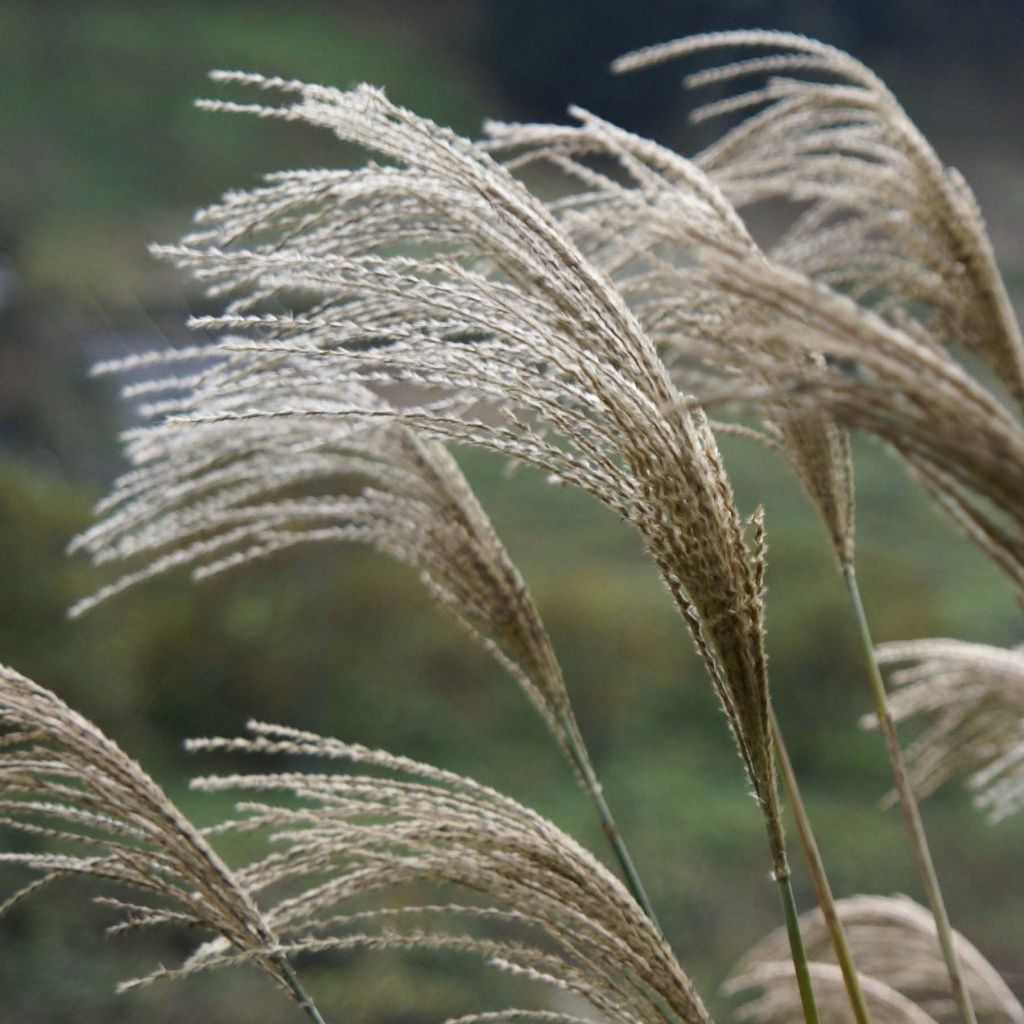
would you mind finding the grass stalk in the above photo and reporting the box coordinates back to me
[559,712,661,931]
[841,563,978,1024]
[275,954,329,1024]
[775,870,822,1024]
[770,706,874,1024]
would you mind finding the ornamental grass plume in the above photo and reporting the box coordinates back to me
[874,640,1024,823]
[0,667,711,1024]
[486,109,868,1023]
[492,35,1024,593]
[606,34,1024,1024]
[70,392,580,761]
[726,962,940,1024]
[185,722,711,1024]
[0,664,327,1023]
[484,105,856,568]
[613,30,1024,409]
[607,30,1024,594]
[76,72,799,925]
[71,393,655,918]
[729,895,1024,1024]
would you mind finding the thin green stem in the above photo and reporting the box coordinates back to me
[558,712,661,932]
[275,953,329,1024]
[841,563,977,1024]
[770,707,873,1024]
[776,871,822,1024]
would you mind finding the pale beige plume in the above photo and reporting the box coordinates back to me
[729,894,1023,1024]
[874,640,1024,822]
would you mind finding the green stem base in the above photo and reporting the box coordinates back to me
[842,563,977,1024]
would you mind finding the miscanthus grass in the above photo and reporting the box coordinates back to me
[0,26,1019,1024]
[491,31,1024,1024]
[0,664,328,1024]
[729,895,1023,1024]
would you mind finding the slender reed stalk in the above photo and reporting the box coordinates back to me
[775,871,821,1024]
[277,960,330,1024]
[557,710,660,930]
[842,564,978,1024]
[770,707,873,1024]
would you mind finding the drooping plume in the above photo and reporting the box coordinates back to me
[614,30,1024,408]
[80,73,787,875]
[0,664,311,1009]
[874,640,1024,822]
[188,722,712,1024]
[727,961,941,1024]
[72,393,581,756]
[486,107,855,566]
[600,32,1024,590]
[729,894,1023,1024]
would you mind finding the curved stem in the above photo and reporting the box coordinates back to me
[770,706,874,1024]
[558,712,661,931]
[775,871,822,1024]
[842,562,978,1024]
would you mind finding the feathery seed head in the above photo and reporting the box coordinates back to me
[188,722,712,1024]
[873,640,1024,822]
[730,894,1023,1024]
[486,106,856,567]
[727,961,941,1024]
[604,32,1024,583]
[72,389,582,763]
[615,31,1024,409]
[0,664,286,993]
[79,72,788,869]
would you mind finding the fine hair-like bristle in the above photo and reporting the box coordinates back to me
[79,73,787,875]
[71,394,583,762]
[729,894,1023,1024]
[485,107,856,567]
[187,722,712,1024]
[873,640,1024,823]
[615,30,1024,409]
[0,664,295,998]
[606,31,1024,590]
[727,961,941,1024]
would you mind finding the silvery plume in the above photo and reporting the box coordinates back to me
[614,30,1024,407]
[485,103,855,567]
[72,389,580,768]
[79,73,789,878]
[0,664,322,1019]
[184,721,712,1024]
[602,31,1024,590]
[728,894,1023,1024]
[72,383,655,914]
[874,640,1024,823]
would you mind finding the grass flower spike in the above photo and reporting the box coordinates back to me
[485,107,856,567]
[875,640,1024,822]
[188,722,712,1024]
[72,396,659,917]
[730,895,1024,1024]
[614,30,1024,408]
[0,664,327,1022]
[78,72,793,894]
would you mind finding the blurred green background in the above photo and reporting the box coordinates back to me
[1,2,1022,1021]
